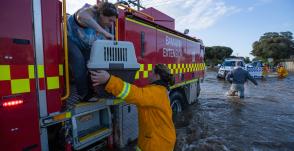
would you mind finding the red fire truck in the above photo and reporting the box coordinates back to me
[0,0,205,150]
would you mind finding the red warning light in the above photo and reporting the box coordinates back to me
[2,99,24,107]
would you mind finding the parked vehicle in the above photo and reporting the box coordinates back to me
[217,58,245,79]
[245,60,264,78]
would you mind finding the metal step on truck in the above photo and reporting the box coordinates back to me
[0,0,205,150]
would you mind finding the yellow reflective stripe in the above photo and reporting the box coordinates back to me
[113,99,124,105]
[117,82,131,99]
[135,63,204,79]
[168,64,173,74]
[126,18,156,30]
[37,65,44,78]
[143,71,149,78]
[122,83,131,99]
[173,64,176,69]
[135,71,140,80]
[59,64,64,76]
[136,146,142,151]
[11,79,30,94]
[28,65,35,79]
[117,82,127,98]
[170,69,174,74]
[65,112,71,118]
[148,64,152,71]
[139,64,144,71]
[0,65,11,81]
[47,76,59,90]
[170,78,198,89]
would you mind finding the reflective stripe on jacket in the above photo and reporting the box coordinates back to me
[105,75,176,151]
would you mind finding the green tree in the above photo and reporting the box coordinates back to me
[251,31,294,64]
[244,57,250,63]
[205,46,233,66]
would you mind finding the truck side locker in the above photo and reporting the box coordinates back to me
[71,102,112,150]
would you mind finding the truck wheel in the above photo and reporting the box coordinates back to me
[170,92,186,113]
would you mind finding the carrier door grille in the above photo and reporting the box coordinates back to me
[104,47,127,62]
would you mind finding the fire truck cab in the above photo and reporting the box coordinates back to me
[0,0,205,150]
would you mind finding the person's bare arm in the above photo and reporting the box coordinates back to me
[76,7,113,39]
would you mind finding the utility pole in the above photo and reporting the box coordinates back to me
[128,0,145,10]
[137,0,140,11]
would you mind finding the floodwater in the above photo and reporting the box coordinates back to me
[174,70,294,151]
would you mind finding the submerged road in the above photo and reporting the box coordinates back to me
[174,70,294,151]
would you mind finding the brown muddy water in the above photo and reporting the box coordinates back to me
[174,70,294,151]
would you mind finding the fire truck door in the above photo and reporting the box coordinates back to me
[0,0,41,150]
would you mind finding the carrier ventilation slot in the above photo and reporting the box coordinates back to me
[104,47,127,62]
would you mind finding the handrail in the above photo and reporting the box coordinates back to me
[61,0,70,101]
[116,4,154,21]
[115,18,118,41]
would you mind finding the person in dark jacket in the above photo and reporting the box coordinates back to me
[226,61,258,98]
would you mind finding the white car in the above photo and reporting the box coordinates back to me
[217,59,245,79]
[245,60,264,78]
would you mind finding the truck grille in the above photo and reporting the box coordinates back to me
[104,47,128,62]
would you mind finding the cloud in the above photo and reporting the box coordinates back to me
[257,0,272,3]
[67,0,239,32]
[67,0,96,14]
[141,0,239,31]
[247,6,254,12]
[245,0,273,13]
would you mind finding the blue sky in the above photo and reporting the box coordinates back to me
[67,0,294,59]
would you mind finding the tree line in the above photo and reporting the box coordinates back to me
[251,31,294,64]
[204,46,233,66]
[204,31,294,66]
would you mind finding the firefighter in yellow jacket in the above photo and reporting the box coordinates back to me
[277,64,288,78]
[90,64,176,151]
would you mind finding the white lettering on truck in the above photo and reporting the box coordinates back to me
[163,36,183,58]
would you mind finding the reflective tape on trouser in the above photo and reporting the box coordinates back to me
[117,82,131,99]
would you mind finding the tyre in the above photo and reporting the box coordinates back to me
[196,81,201,98]
[169,92,186,113]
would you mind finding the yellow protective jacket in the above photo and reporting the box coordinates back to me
[105,75,176,151]
[277,66,288,78]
